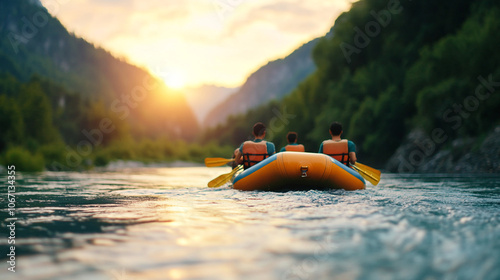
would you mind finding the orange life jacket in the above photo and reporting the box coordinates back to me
[241,141,270,169]
[322,139,350,166]
[285,144,305,152]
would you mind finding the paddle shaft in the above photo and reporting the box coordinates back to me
[208,165,242,188]
[205,157,235,167]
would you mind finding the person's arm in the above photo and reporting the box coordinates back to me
[234,146,243,165]
[348,141,356,164]
[349,152,357,165]
[268,142,276,155]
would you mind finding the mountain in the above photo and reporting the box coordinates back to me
[203,0,500,172]
[183,85,237,124]
[0,0,198,141]
[203,39,318,127]
[29,0,42,7]
[0,0,205,170]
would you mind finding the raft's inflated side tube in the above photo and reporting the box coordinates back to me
[232,152,365,191]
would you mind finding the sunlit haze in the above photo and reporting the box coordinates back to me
[162,71,188,90]
[41,0,352,88]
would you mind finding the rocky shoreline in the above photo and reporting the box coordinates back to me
[386,126,500,173]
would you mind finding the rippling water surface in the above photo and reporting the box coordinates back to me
[1,167,499,280]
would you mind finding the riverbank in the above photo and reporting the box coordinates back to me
[0,139,234,172]
[102,160,205,170]
[386,125,500,173]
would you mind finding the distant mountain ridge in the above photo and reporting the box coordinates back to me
[203,39,318,127]
[183,85,237,124]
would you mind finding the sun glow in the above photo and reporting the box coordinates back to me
[45,0,353,87]
[163,72,187,90]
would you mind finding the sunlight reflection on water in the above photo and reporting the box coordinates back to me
[0,168,499,280]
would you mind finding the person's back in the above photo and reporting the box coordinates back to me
[321,139,351,165]
[234,123,276,169]
[280,132,305,152]
[319,122,357,166]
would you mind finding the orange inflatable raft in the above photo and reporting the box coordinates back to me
[232,152,365,191]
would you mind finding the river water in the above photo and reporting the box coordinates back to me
[0,167,499,280]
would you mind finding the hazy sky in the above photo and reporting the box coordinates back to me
[41,0,352,88]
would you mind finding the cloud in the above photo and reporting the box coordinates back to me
[226,0,349,36]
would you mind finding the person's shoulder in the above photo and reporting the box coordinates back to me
[266,141,276,152]
[268,142,276,151]
[347,140,356,152]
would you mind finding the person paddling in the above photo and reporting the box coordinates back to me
[234,122,276,169]
[280,132,305,152]
[319,122,357,166]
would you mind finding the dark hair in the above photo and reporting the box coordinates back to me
[287,132,297,143]
[329,122,343,136]
[253,122,266,136]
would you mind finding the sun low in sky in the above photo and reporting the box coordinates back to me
[155,70,188,90]
[41,0,352,89]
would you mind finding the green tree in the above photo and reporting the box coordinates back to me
[19,81,61,146]
[0,95,24,151]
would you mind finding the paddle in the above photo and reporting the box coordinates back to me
[351,162,381,186]
[205,157,234,167]
[208,165,243,188]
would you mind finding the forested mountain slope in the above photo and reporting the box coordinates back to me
[0,0,198,141]
[203,0,500,172]
[0,0,202,170]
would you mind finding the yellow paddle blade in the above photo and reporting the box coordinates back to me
[204,157,234,167]
[208,165,243,188]
[355,162,381,177]
[352,163,381,186]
